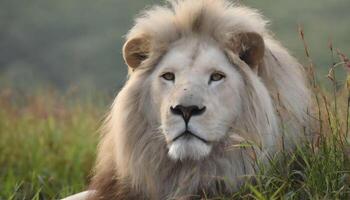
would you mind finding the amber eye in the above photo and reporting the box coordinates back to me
[210,72,225,82]
[161,72,175,81]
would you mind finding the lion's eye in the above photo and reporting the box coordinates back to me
[210,72,225,82]
[161,72,175,81]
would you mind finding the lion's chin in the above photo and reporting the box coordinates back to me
[168,137,212,161]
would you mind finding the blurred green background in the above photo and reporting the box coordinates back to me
[0,1,349,198]
[0,0,349,94]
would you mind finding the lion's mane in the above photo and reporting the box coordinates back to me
[88,0,311,199]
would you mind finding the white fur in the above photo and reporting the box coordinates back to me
[168,137,212,161]
[151,37,246,160]
[84,0,312,199]
[62,191,94,200]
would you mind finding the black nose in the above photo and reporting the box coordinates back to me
[170,105,206,124]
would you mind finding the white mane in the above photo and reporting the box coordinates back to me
[83,0,312,199]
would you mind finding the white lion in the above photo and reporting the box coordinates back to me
[64,0,311,199]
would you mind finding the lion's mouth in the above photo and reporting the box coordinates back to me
[172,130,209,144]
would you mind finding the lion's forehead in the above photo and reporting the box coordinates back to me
[156,38,235,75]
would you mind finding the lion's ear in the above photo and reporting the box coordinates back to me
[123,37,151,69]
[230,32,265,71]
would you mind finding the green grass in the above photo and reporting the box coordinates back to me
[1,87,350,199]
[1,46,350,199]
[230,30,350,200]
[0,92,101,199]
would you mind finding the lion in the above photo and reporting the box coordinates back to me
[64,0,312,199]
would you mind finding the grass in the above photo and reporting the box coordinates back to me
[1,38,350,199]
[0,90,103,199]
[229,30,350,199]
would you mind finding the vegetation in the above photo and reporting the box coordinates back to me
[1,0,350,199]
[0,91,104,199]
[1,38,350,199]
[229,30,350,199]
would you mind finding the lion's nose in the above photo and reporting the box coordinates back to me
[170,105,206,124]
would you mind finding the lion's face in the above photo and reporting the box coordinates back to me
[149,37,244,160]
[90,1,311,199]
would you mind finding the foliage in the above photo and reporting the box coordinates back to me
[0,90,103,199]
[0,1,350,198]
[226,28,350,200]
[1,45,350,199]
